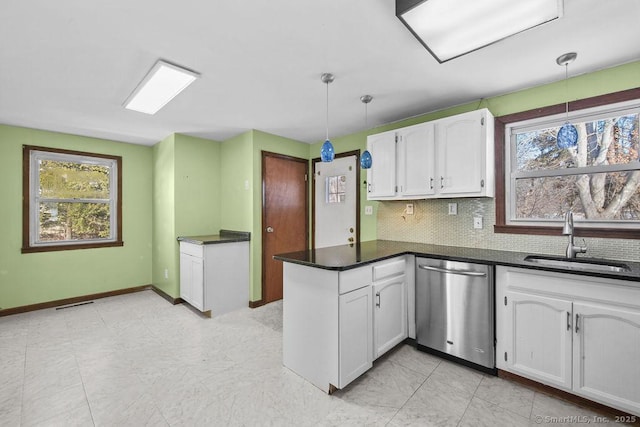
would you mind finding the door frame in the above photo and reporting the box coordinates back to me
[311,150,361,249]
[260,151,309,307]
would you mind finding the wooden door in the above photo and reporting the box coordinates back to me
[262,152,308,303]
[312,151,359,249]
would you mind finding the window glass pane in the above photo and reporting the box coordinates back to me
[39,201,111,241]
[515,113,639,172]
[325,175,346,204]
[515,171,640,221]
[39,159,111,199]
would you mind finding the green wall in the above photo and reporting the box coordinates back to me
[152,133,221,298]
[312,60,640,243]
[2,60,638,310]
[0,125,153,309]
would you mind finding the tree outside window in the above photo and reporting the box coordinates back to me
[512,112,639,224]
[22,146,123,253]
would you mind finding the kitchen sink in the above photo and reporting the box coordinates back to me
[524,255,631,273]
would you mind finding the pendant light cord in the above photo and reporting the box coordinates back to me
[325,81,330,141]
[564,63,569,121]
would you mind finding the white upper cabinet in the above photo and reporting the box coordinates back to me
[366,130,396,198]
[436,109,494,197]
[366,108,494,201]
[398,123,436,197]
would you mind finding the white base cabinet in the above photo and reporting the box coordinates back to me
[179,241,249,316]
[496,266,640,416]
[282,256,410,393]
[373,260,408,358]
[339,285,373,387]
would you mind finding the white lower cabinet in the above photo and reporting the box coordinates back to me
[497,266,640,416]
[573,302,640,413]
[282,256,410,393]
[373,274,407,358]
[503,291,573,390]
[339,285,373,387]
[178,241,249,316]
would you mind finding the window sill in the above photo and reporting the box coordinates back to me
[494,225,640,240]
[21,241,124,254]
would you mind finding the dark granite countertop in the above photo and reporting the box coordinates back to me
[274,240,640,284]
[177,229,250,245]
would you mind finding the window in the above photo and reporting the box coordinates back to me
[495,88,640,239]
[22,146,123,253]
[326,174,346,204]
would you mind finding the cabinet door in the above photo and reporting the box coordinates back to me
[573,302,640,415]
[373,275,407,358]
[179,252,204,311]
[366,131,396,199]
[436,110,486,196]
[398,123,435,197]
[504,291,573,390]
[339,286,373,388]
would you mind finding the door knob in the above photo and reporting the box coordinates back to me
[348,237,354,242]
[266,226,274,233]
[349,228,354,233]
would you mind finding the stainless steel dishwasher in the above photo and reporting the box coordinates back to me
[415,257,495,373]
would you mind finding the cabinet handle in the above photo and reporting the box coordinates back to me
[367,183,372,193]
[440,176,444,189]
[481,179,485,188]
[376,292,380,308]
[429,177,433,189]
[567,312,571,331]
[575,313,580,333]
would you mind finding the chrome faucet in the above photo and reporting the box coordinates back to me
[562,211,587,258]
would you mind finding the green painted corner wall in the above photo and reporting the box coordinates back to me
[152,134,177,297]
[0,125,153,309]
[152,133,222,299]
[311,60,640,245]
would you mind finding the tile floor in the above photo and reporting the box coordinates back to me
[0,290,634,426]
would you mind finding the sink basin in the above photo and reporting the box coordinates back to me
[524,255,631,273]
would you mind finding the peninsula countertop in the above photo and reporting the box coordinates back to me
[273,240,640,283]
[177,229,250,245]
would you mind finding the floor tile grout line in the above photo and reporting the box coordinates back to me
[384,359,442,426]
[455,372,486,426]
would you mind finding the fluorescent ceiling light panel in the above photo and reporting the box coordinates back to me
[397,0,562,63]
[124,60,199,114]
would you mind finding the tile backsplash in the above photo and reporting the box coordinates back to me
[376,198,640,263]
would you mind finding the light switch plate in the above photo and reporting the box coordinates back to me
[406,204,414,215]
[448,203,457,215]
[473,217,483,229]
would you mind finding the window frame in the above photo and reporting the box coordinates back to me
[22,145,123,253]
[494,87,640,240]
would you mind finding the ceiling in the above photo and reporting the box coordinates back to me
[1,0,639,146]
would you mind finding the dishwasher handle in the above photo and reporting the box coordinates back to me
[418,264,487,277]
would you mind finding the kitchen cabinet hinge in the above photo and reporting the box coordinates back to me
[395,135,398,143]
[504,296,507,306]
[481,117,485,126]
[304,173,308,182]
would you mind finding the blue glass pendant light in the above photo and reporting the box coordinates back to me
[320,73,335,162]
[360,95,373,169]
[556,52,578,149]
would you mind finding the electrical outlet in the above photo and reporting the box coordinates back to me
[406,204,414,215]
[365,205,373,215]
[473,217,483,229]
[448,203,457,215]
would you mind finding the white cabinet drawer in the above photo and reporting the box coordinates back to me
[372,257,406,281]
[339,267,372,295]
[179,242,203,258]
